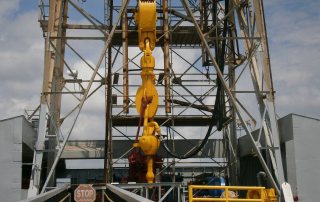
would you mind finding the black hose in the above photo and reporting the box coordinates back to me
[161,112,217,159]
[161,0,229,159]
[214,0,229,131]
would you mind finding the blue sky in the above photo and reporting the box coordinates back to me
[0,0,319,140]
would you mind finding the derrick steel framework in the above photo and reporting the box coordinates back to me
[28,0,285,198]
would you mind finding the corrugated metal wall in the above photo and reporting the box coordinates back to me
[0,116,35,201]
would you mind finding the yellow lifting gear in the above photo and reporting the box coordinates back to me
[134,0,160,183]
[135,0,158,118]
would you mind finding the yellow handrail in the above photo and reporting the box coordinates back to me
[188,185,265,202]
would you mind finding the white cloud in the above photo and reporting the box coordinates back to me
[0,0,20,19]
[265,1,320,118]
[0,3,43,119]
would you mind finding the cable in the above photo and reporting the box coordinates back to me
[213,0,229,131]
[161,112,216,159]
[161,0,230,159]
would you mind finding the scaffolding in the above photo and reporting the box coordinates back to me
[28,0,285,199]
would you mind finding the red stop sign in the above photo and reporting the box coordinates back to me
[74,184,96,202]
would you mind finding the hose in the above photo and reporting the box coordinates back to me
[161,112,217,159]
[161,0,229,159]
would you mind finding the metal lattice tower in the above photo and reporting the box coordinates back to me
[28,0,285,197]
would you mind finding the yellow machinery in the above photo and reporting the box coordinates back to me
[188,185,277,202]
[246,188,277,201]
[133,0,161,183]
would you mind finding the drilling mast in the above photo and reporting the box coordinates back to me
[28,0,292,200]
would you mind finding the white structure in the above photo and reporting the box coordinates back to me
[279,114,320,201]
[0,116,35,201]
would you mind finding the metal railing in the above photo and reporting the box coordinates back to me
[106,184,153,202]
[94,182,185,202]
[115,182,185,202]
[20,185,70,202]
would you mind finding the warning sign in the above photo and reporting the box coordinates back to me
[74,184,96,202]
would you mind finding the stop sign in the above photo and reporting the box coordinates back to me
[74,184,96,202]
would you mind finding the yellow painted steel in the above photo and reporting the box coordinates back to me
[246,188,277,202]
[135,40,158,118]
[134,0,160,183]
[145,156,154,183]
[135,0,157,51]
[188,185,278,202]
[135,0,158,118]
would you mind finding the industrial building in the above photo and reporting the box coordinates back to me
[2,114,318,201]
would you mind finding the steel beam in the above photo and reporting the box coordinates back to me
[253,0,285,185]
[181,0,280,194]
[233,0,285,186]
[68,0,107,36]
[227,0,239,186]
[112,115,212,126]
[28,0,65,197]
[106,184,153,202]
[40,0,130,193]
[104,0,113,184]
[163,0,171,113]
[47,0,68,187]
[22,185,69,202]
[28,104,48,197]
[122,0,129,114]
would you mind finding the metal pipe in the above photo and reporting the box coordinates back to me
[43,91,83,94]
[227,1,240,184]
[122,1,129,114]
[104,0,113,184]
[257,171,267,186]
[163,0,171,113]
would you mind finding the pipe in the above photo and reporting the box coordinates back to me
[163,0,171,113]
[122,1,129,113]
[257,171,267,186]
